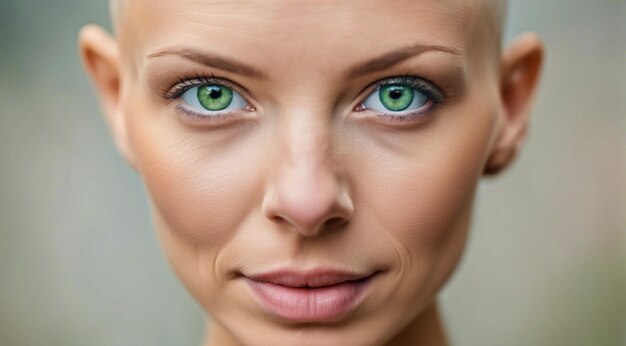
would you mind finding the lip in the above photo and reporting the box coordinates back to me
[243,268,378,322]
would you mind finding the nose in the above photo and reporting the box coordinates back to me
[261,120,354,237]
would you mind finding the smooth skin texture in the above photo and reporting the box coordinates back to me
[79,0,543,345]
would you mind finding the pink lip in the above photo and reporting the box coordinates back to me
[243,268,378,322]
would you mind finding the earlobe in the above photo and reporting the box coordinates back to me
[484,32,544,176]
[78,25,137,171]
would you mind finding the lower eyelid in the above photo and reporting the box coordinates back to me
[354,98,437,121]
[173,105,252,127]
[176,102,253,116]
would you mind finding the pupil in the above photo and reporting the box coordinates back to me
[208,87,222,99]
[389,89,403,99]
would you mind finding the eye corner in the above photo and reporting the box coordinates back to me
[353,102,367,112]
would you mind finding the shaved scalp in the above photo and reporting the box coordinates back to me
[482,0,508,53]
[110,0,507,47]
[109,0,508,70]
[443,0,507,75]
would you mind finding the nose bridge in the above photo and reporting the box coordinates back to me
[286,116,331,175]
[262,112,353,236]
[282,119,335,205]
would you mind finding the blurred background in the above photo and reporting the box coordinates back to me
[0,0,624,345]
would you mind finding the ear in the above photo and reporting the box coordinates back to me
[484,32,544,175]
[78,25,137,170]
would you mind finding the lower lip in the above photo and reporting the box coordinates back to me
[244,275,376,322]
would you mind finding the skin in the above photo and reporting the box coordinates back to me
[79,1,543,345]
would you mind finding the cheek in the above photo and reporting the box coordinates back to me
[123,98,268,300]
[128,110,263,246]
[352,98,498,300]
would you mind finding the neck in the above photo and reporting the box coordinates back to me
[203,300,448,346]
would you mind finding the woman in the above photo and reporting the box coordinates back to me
[79,0,544,344]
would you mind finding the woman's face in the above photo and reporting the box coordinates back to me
[111,0,504,344]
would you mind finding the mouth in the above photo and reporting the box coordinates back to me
[242,268,380,323]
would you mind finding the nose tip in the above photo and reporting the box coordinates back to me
[262,165,353,237]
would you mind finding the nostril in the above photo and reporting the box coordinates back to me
[269,215,286,225]
[325,217,349,229]
[267,212,349,235]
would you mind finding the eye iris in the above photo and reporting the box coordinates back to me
[379,85,414,111]
[197,85,233,111]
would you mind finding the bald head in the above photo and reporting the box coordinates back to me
[477,0,508,55]
[110,0,508,47]
[109,0,509,77]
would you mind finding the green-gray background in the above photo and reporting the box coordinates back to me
[1,0,624,345]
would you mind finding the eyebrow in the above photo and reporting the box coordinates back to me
[146,43,462,80]
[147,47,268,79]
[345,43,462,79]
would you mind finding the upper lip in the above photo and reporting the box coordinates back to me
[244,268,376,288]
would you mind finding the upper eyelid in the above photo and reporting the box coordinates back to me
[371,75,439,91]
[358,75,444,103]
[162,75,249,100]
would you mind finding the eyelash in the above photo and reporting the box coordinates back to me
[162,73,236,99]
[160,73,254,123]
[355,75,445,122]
[160,73,444,123]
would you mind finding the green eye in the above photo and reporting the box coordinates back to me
[197,85,234,111]
[180,83,247,116]
[362,78,433,117]
[378,85,415,111]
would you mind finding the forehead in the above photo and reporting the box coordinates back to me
[116,0,490,76]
